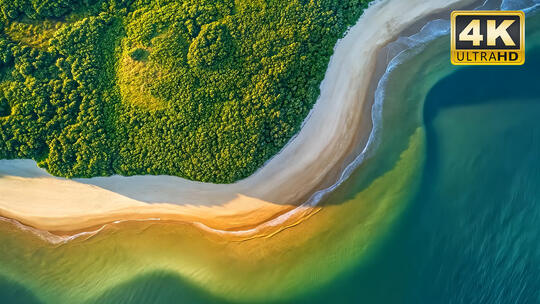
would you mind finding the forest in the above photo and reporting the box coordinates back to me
[0,0,370,183]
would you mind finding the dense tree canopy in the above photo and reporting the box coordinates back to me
[0,0,371,183]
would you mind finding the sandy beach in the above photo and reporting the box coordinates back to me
[0,0,477,233]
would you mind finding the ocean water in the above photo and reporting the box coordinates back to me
[1,7,540,304]
[299,12,540,304]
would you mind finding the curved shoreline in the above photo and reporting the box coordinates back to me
[0,0,478,233]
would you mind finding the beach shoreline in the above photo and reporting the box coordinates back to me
[0,0,478,233]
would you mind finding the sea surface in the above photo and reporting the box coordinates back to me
[302,12,540,303]
[1,5,540,304]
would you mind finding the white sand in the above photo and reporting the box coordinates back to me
[0,0,477,231]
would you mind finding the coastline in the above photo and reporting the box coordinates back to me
[0,0,478,233]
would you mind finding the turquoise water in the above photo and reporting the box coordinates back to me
[298,16,540,304]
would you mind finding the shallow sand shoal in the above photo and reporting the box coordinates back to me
[0,0,477,233]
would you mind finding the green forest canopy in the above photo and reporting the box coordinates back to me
[0,0,370,183]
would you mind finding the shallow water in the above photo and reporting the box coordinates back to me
[1,7,540,304]
[299,12,540,304]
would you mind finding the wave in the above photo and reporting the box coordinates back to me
[0,216,105,245]
[502,0,540,12]
[0,216,168,245]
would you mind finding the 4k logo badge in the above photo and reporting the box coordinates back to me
[451,11,525,65]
